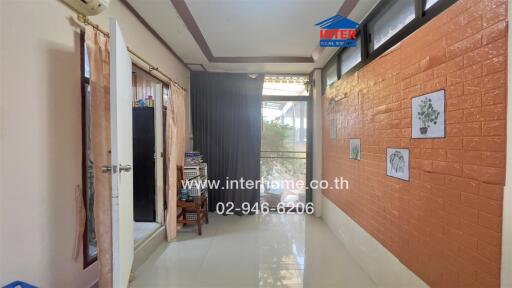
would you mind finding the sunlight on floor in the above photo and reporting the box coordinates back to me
[132,214,375,288]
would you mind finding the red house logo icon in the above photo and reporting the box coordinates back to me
[315,15,359,47]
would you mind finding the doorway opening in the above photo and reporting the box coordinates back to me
[260,75,312,210]
[131,65,166,247]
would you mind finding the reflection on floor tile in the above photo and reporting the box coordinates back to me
[134,222,161,246]
[132,213,375,288]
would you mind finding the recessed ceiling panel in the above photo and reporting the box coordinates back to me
[126,0,206,63]
[187,64,206,71]
[185,0,343,57]
[123,0,378,73]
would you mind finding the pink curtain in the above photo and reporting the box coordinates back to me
[165,84,187,241]
[173,85,187,167]
[86,26,113,288]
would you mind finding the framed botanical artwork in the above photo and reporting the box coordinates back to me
[412,90,445,139]
[386,148,410,181]
[327,97,336,114]
[329,118,337,139]
[349,139,360,160]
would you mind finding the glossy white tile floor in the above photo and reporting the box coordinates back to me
[132,214,375,288]
[134,222,161,246]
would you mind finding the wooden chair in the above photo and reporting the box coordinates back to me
[176,166,208,235]
[177,196,208,235]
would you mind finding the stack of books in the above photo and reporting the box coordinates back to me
[185,151,203,165]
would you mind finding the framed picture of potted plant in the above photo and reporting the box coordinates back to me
[329,118,337,139]
[411,90,445,139]
[386,148,410,181]
[349,139,360,160]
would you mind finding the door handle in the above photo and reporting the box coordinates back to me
[101,165,117,174]
[119,164,132,173]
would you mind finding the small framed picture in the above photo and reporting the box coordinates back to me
[411,90,445,139]
[329,118,336,139]
[349,139,360,160]
[386,148,410,181]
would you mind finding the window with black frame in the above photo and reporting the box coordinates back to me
[367,0,416,52]
[321,57,338,95]
[321,0,457,95]
[260,75,311,210]
[425,0,441,9]
[340,36,362,75]
[81,33,97,268]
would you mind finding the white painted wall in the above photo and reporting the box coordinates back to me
[312,69,323,217]
[0,1,189,287]
[500,3,512,287]
[321,197,428,288]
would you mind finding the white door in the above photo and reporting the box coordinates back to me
[110,18,134,288]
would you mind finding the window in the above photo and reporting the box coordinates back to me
[340,37,361,75]
[368,0,416,51]
[320,0,456,93]
[262,75,309,96]
[425,0,440,9]
[84,45,90,79]
[163,84,169,107]
[326,62,337,87]
[321,55,339,95]
[81,33,97,268]
[261,75,311,209]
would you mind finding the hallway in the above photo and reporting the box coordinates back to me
[1,1,510,287]
[132,214,375,288]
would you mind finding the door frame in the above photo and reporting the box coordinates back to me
[260,81,313,208]
[132,64,165,224]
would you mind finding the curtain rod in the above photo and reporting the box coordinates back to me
[77,14,187,92]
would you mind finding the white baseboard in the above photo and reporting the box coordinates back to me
[321,197,428,288]
[501,185,512,288]
[87,227,165,288]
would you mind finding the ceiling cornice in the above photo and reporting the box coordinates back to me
[170,0,315,63]
[120,0,191,71]
[122,0,360,67]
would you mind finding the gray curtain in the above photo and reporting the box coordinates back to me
[191,72,263,214]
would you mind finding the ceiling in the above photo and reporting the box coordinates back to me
[123,0,379,74]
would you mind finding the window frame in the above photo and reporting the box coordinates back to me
[339,33,363,76]
[262,74,311,97]
[80,31,97,269]
[261,73,313,207]
[366,0,417,52]
[321,0,457,93]
[321,55,339,95]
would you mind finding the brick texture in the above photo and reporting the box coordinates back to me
[322,0,507,287]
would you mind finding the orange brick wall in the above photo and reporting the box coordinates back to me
[322,0,507,287]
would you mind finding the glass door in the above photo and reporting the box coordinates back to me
[260,75,311,210]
